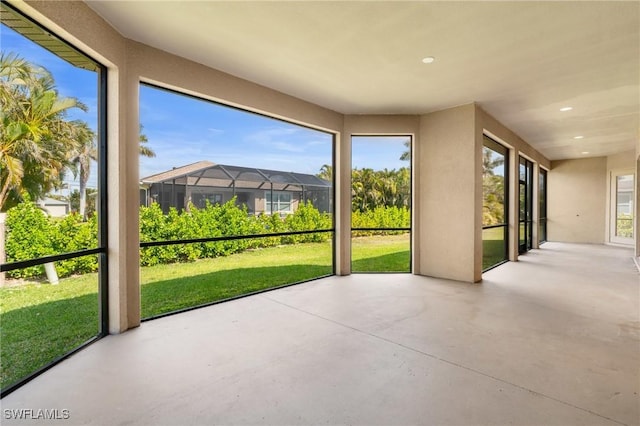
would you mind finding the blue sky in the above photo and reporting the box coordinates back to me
[3,23,410,194]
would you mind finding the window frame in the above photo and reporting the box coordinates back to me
[539,168,548,244]
[0,2,108,397]
[137,82,337,321]
[349,134,413,274]
[266,191,293,214]
[482,135,510,272]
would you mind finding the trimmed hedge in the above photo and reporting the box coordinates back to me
[4,199,409,279]
[4,199,333,278]
[351,206,410,236]
[4,202,99,279]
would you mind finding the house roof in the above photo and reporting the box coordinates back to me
[140,161,215,184]
[141,161,331,192]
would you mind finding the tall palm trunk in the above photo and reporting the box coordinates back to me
[79,177,87,219]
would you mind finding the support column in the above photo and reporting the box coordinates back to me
[418,104,481,282]
[335,129,350,276]
[107,57,141,334]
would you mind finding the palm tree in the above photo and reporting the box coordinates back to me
[317,164,332,181]
[399,139,411,161]
[67,124,155,219]
[67,121,96,219]
[0,52,84,211]
[139,124,155,158]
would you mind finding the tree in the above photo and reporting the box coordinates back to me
[0,52,84,211]
[351,167,410,212]
[139,124,155,158]
[69,188,97,217]
[317,164,332,181]
[399,139,411,161]
[66,123,154,220]
[482,147,506,225]
[67,121,96,219]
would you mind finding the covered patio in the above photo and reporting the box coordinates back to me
[0,1,638,423]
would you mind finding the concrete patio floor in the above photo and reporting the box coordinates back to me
[2,242,639,425]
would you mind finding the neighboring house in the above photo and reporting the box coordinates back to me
[37,197,70,217]
[140,161,332,215]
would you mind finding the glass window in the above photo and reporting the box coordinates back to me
[539,168,547,243]
[138,84,334,319]
[1,3,107,395]
[266,191,293,214]
[350,136,411,273]
[615,174,634,238]
[519,157,534,253]
[482,136,509,271]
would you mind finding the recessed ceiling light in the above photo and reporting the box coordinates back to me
[422,56,435,64]
[560,106,573,112]
[581,151,590,154]
[573,135,584,139]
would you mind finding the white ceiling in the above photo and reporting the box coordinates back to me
[86,1,639,161]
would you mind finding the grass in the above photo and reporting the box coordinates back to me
[140,242,333,318]
[0,235,408,390]
[483,226,508,270]
[351,233,410,272]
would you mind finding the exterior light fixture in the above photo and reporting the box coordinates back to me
[581,151,590,154]
[560,107,573,112]
[422,56,435,64]
[574,136,584,139]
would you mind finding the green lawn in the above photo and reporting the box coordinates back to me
[482,226,507,270]
[351,233,410,272]
[1,235,408,390]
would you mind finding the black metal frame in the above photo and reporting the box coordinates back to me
[539,168,547,244]
[519,157,534,254]
[482,136,510,272]
[0,3,108,398]
[136,84,338,317]
[349,135,413,274]
[138,81,337,275]
[140,229,333,248]
[139,229,335,320]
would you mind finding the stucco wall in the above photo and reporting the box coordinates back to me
[418,104,479,282]
[548,157,607,243]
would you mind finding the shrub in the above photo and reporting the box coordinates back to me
[5,202,100,279]
[283,201,332,243]
[139,198,267,266]
[351,206,410,237]
[5,199,410,278]
[5,200,54,278]
[52,213,98,277]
